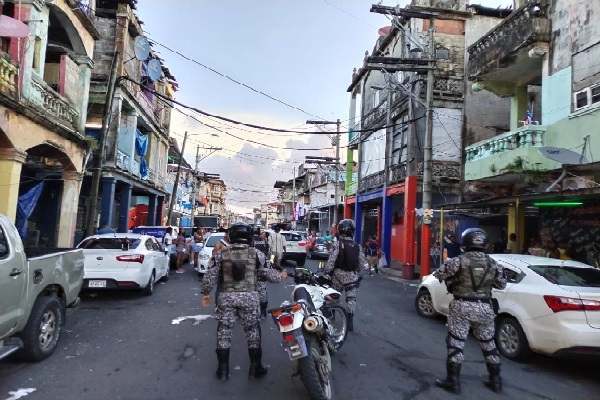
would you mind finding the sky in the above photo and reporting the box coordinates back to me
[136,0,513,216]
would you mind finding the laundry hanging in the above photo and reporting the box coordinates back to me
[16,181,45,237]
[135,129,148,178]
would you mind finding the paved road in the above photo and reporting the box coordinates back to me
[1,259,599,400]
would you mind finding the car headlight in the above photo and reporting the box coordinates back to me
[200,253,211,261]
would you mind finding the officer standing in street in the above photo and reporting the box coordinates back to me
[433,228,507,394]
[252,227,271,319]
[201,222,287,381]
[323,219,367,332]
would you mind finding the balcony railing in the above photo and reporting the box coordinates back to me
[148,168,156,183]
[0,56,18,93]
[131,159,141,178]
[465,125,546,162]
[30,75,80,130]
[389,164,407,185]
[359,170,385,192]
[122,78,156,121]
[116,150,131,170]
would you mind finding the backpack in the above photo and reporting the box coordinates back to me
[335,239,360,272]
[366,241,379,257]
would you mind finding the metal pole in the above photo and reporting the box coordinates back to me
[167,131,187,226]
[292,166,296,230]
[420,16,436,277]
[85,51,120,237]
[334,119,340,225]
[190,145,200,226]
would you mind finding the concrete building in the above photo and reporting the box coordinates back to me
[76,1,177,241]
[0,0,100,247]
[308,165,346,234]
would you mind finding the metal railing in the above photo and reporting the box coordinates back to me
[30,75,80,130]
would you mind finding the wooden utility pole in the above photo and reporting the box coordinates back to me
[190,145,200,225]
[86,51,120,237]
[167,131,187,226]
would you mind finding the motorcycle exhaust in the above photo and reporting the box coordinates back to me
[303,315,326,332]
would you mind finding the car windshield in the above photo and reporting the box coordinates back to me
[205,235,224,247]
[282,233,300,242]
[529,265,600,287]
[78,238,141,250]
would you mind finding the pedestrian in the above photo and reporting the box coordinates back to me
[252,228,271,319]
[323,219,368,332]
[365,236,380,275]
[175,228,187,273]
[527,238,546,257]
[97,222,116,234]
[546,239,560,259]
[201,222,287,381]
[443,234,462,259]
[162,227,174,265]
[267,225,286,269]
[433,228,507,394]
[506,233,518,254]
[192,228,206,270]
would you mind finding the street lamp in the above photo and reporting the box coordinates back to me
[305,119,341,226]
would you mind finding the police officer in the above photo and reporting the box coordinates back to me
[323,219,367,332]
[252,227,271,319]
[433,228,507,394]
[201,222,287,381]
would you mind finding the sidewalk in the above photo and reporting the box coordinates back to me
[381,266,421,285]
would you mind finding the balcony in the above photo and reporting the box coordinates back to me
[467,1,551,95]
[464,125,549,181]
[359,170,385,192]
[116,150,131,171]
[29,75,80,131]
[131,159,141,178]
[0,56,18,93]
[121,78,157,122]
[389,164,407,185]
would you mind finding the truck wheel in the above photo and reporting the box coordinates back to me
[17,296,63,362]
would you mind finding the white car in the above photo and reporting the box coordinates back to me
[197,232,226,275]
[77,233,169,295]
[415,254,600,360]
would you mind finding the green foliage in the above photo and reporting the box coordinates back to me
[489,164,497,173]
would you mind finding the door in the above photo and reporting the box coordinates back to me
[151,237,168,278]
[0,224,27,338]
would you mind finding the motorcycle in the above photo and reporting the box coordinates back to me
[269,267,348,400]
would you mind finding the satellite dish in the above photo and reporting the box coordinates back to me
[538,147,588,165]
[147,59,162,82]
[133,36,150,61]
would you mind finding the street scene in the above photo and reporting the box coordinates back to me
[2,0,600,399]
[2,258,600,400]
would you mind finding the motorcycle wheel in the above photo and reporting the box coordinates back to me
[322,305,348,353]
[299,340,333,400]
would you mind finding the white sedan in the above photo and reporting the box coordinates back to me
[197,232,226,275]
[77,233,170,295]
[415,254,600,360]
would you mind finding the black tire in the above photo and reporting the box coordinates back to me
[495,316,531,360]
[161,267,170,282]
[17,296,63,362]
[143,272,156,296]
[296,255,307,267]
[322,305,348,353]
[415,289,438,318]
[298,341,333,400]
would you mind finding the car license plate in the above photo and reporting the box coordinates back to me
[88,280,106,288]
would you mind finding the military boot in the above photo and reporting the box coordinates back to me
[259,302,268,320]
[347,313,354,332]
[483,363,502,393]
[216,348,230,381]
[248,347,268,379]
[435,362,461,394]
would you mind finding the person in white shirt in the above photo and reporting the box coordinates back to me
[267,225,287,268]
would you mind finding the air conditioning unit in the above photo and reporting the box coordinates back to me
[562,176,594,190]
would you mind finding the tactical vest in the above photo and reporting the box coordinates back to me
[452,252,495,300]
[219,245,258,293]
[334,238,360,272]
[253,235,269,255]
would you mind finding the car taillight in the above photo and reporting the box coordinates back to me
[116,254,145,263]
[278,314,294,326]
[543,295,600,312]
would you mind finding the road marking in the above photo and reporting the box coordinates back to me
[172,314,213,325]
[5,388,36,400]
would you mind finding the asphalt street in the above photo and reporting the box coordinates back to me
[1,258,599,400]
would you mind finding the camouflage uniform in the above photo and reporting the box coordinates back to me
[324,235,368,315]
[201,244,281,349]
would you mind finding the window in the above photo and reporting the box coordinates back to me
[145,239,154,251]
[574,84,600,110]
[78,238,141,250]
[32,37,42,72]
[0,226,8,259]
[372,90,380,108]
[591,85,600,105]
[575,89,589,109]
[529,265,600,287]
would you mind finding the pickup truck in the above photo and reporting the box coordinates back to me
[0,214,85,361]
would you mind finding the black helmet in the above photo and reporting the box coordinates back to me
[461,228,489,251]
[228,222,253,245]
[338,219,355,237]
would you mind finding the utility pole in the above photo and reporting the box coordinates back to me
[86,51,120,237]
[190,145,200,226]
[292,166,296,230]
[167,131,187,226]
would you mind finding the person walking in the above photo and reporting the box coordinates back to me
[252,228,271,319]
[192,228,206,270]
[323,219,368,332]
[175,228,187,273]
[267,225,286,269]
[201,222,287,381]
[433,228,507,394]
[365,236,380,275]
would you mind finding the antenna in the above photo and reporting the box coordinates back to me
[133,36,150,61]
[147,59,162,82]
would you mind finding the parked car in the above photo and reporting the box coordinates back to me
[77,233,169,296]
[197,232,226,276]
[280,231,307,267]
[306,237,330,259]
[0,214,85,362]
[293,231,308,247]
[415,254,600,360]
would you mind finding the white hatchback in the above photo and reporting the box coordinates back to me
[197,232,226,275]
[415,254,600,360]
[78,233,170,295]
